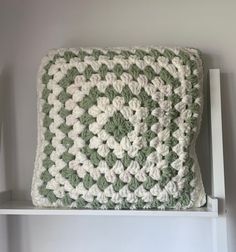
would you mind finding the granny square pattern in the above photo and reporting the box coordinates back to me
[32,47,206,210]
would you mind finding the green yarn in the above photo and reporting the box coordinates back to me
[83,173,94,190]
[44,130,55,142]
[98,64,109,80]
[159,68,181,88]
[121,50,131,59]
[39,185,57,203]
[168,108,180,120]
[62,193,73,206]
[77,50,87,61]
[122,153,132,168]
[80,129,94,143]
[43,116,53,128]
[106,50,118,60]
[106,152,117,167]
[59,67,79,88]
[91,199,102,209]
[189,103,200,113]
[128,177,141,192]
[145,115,159,127]
[165,196,177,208]
[59,107,71,118]
[135,151,147,166]
[92,49,103,60]
[59,123,72,134]
[162,167,178,178]
[97,176,109,191]
[168,122,178,132]
[61,167,80,187]
[165,151,178,163]
[76,197,87,208]
[121,86,134,104]
[104,112,134,142]
[138,88,159,109]
[186,117,198,128]
[178,51,190,65]
[64,51,77,63]
[168,93,181,104]
[165,137,178,147]
[113,177,125,192]
[43,158,54,169]
[42,73,52,86]
[81,147,102,166]
[46,191,58,203]
[163,49,176,61]
[40,170,53,183]
[84,65,94,81]
[79,96,95,110]
[149,48,162,58]
[135,49,147,59]
[179,193,191,207]
[106,200,116,209]
[150,199,161,209]
[143,176,156,190]
[159,176,170,189]
[44,144,55,155]
[120,200,131,210]
[61,137,74,149]
[58,92,72,104]
[143,65,156,81]
[136,147,156,165]
[129,64,141,80]
[189,87,199,99]
[80,114,95,125]
[143,130,156,141]
[42,103,53,114]
[135,198,146,209]
[105,86,119,102]
[113,64,124,78]
[90,151,102,166]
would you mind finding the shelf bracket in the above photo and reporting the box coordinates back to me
[209,69,228,252]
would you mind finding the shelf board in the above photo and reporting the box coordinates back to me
[0,200,217,217]
[0,191,218,217]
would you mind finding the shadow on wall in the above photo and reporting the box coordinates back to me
[196,51,227,198]
[0,66,21,252]
[7,216,31,252]
[194,52,212,196]
[0,66,18,194]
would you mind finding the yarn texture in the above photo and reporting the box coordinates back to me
[32,47,206,210]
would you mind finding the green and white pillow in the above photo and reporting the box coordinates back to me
[32,47,206,210]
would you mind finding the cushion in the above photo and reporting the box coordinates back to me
[32,47,206,210]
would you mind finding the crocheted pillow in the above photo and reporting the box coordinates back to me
[32,47,206,210]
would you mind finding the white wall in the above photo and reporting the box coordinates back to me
[7,216,212,252]
[0,217,8,252]
[1,0,236,251]
[0,1,23,251]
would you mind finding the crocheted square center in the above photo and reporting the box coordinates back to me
[32,47,206,210]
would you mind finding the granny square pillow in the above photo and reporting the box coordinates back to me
[32,47,206,210]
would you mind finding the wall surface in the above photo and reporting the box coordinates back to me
[0,0,236,251]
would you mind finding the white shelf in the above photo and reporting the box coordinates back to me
[0,69,227,252]
[0,69,222,220]
[0,191,218,217]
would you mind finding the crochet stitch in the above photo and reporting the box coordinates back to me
[32,47,206,210]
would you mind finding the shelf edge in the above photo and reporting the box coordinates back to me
[0,193,218,217]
